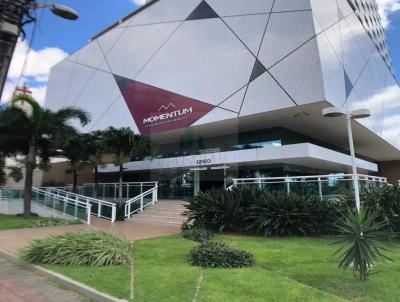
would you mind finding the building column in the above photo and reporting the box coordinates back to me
[194,170,200,195]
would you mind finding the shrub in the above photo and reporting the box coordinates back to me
[342,185,400,231]
[181,224,213,242]
[362,185,400,231]
[26,217,82,228]
[21,230,131,266]
[185,187,259,232]
[188,241,253,268]
[247,193,340,236]
[334,207,396,281]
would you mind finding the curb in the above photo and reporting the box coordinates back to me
[0,249,128,302]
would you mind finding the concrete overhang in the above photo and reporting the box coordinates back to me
[99,142,377,173]
[149,101,400,162]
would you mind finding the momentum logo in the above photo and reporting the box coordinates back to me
[158,103,176,111]
[114,75,215,135]
[143,106,193,125]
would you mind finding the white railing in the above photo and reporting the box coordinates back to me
[72,181,159,201]
[39,187,116,223]
[32,187,92,224]
[124,185,158,219]
[227,174,387,199]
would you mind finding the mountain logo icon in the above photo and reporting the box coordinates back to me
[158,103,176,112]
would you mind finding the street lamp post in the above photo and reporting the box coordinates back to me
[0,0,78,98]
[322,106,371,212]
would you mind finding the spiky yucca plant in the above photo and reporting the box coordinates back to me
[334,208,396,281]
[21,230,132,266]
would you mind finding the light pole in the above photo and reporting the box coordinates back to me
[0,0,78,98]
[322,106,370,212]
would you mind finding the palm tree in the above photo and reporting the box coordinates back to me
[0,94,90,218]
[60,132,91,193]
[85,131,107,198]
[102,127,154,204]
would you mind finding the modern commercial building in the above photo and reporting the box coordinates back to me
[45,0,400,198]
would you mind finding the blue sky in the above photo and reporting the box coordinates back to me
[1,0,400,104]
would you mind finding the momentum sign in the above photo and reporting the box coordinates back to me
[114,75,215,135]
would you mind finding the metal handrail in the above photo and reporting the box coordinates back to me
[231,174,387,184]
[32,187,92,224]
[39,187,116,222]
[124,186,158,219]
[83,181,158,186]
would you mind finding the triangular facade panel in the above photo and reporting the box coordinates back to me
[206,0,273,17]
[219,86,247,112]
[249,59,267,83]
[186,1,219,21]
[240,72,295,117]
[258,11,316,68]
[69,40,105,69]
[136,18,254,106]
[192,107,237,126]
[269,38,325,105]
[129,0,202,25]
[90,95,139,133]
[105,22,181,80]
[272,0,311,12]
[115,76,215,135]
[97,27,125,55]
[223,14,269,56]
[344,70,354,99]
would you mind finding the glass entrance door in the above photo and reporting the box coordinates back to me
[200,169,225,191]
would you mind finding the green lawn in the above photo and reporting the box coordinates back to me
[45,235,400,302]
[0,214,38,230]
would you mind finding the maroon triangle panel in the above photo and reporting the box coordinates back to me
[115,76,215,135]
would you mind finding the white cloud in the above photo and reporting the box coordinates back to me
[7,39,68,82]
[129,0,147,6]
[376,0,400,28]
[1,39,68,105]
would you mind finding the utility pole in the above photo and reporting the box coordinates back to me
[0,0,78,99]
[0,0,33,99]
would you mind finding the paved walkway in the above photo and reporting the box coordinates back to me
[0,256,86,302]
[0,218,181,256]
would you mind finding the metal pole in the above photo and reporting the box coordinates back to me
[346,111,361,212]
[318,177,323,200]
[285,177,290,195]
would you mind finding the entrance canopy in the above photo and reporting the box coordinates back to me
[98,142,377,174]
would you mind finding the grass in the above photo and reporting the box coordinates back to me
[0,214,80,230]
[0,214,39,230]
[44,235,400,302]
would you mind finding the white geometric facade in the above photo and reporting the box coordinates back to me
[45,0,400,166]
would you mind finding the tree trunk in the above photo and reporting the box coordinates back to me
[23,145,35,218]
[72,170,78,193]
[118,164,124,204]
[94,165,99,198]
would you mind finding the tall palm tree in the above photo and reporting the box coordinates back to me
[102,127,154,204]
[85,131,107,198]
[60,132,91,193]
[0,94,90,218]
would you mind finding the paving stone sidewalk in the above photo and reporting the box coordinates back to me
[0,256,87,302]
[0,217,180,256]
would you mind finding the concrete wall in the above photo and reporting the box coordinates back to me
[5,168,42,187]
[41,161,94,186]
[379,161,400,184]
[0,200,71,218]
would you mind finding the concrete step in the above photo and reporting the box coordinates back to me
[136,214,185,221]
[126,199,187,226]
[128,217,184,225]
[140,211,185,217]
[150,205,186,213]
